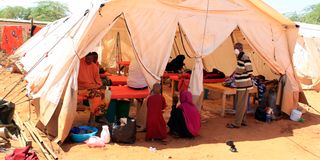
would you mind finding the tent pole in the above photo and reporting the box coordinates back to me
[30,18,34,37]
[174,37,180,56]
[116,32,121,75]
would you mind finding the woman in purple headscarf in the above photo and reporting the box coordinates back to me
[168,91,201,138]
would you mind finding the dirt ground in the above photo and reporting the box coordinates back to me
[1,70,320,160]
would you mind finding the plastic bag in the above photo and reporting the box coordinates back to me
[0,100,15,124]
[85,136,105,148]
[111,118,136,144]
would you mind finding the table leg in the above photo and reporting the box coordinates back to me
[171,80,174,97]
[221,94,226,117]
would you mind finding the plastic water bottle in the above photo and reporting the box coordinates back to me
[266,113,272,123]
[105,87,112,105]
[100,125,110,144]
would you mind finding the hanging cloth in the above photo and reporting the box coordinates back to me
[1,26,23,54]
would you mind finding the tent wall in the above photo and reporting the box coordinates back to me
[202,30,279,80]
[294,23,320,91]
[294,37,320,90]
[100,18,134,69]
[174,28,279,80]
[170,28,196,70]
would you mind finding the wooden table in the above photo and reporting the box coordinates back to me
[203,83,257,117]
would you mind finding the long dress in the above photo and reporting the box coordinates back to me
[168,91,201,137]
[167,104,193,138]
[179,91,201,137]
[146,94,167,140]
[136,97,148,131]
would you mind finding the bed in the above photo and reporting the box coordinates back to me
[100,72,128,86]
[110,86,149,99]
[108,75,128,86]
[169,75,226,96]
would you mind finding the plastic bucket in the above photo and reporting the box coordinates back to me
[290,109,302,122]
[70,126,98,142]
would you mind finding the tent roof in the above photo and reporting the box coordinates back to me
[160,0,295,26]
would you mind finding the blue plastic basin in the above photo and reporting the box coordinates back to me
[70,126,98,142]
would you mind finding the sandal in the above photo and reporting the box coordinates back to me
[241,123,248,126]
[159,139,168,145]
[226,123,240,128]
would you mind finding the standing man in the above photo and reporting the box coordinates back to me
[227,43,253,128]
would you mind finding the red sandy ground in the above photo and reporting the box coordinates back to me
[0,71,320,160]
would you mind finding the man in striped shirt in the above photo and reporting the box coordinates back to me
[227,43,253,128]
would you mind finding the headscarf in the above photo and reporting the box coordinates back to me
[151,83,161,95]
[178,90,201,136]
[166,55,185,72]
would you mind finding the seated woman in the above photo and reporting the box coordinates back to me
[91,51,106,74]
[78,52,106,125]
[90,52,112,86]
[165,55,185,73]
[146,83,167,141]
[167,90,201,138]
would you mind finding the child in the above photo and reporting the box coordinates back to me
[146,83,167,141]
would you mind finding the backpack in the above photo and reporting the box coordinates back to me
[255,106,267,122]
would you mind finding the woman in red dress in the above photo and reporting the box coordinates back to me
[146,83,167,141]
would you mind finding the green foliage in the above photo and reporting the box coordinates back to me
[300,4,320,24]
[284,12,301,22]
[30,1,69,22]
[286,3,320,24]
[0,0,69,22]
[0,6,31,20]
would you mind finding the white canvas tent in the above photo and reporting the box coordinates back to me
[293,22,320,91]
[11,0,302,143]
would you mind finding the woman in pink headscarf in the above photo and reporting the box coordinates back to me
[168,90,201,138]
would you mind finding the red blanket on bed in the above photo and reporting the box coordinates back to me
[110,86,149,99]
